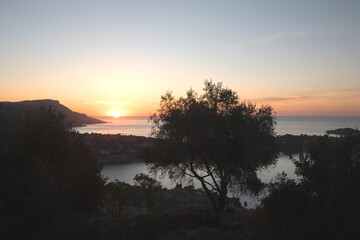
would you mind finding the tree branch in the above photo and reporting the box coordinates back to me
[204,157,221,191]
[188,157,218,192]
[177,164,196,178]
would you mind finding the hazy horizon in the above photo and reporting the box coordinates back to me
[3,98,360,117]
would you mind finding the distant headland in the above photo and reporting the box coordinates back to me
[0,99,106,127]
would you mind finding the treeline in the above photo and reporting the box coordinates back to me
[83,133,342,162]
[276,134,325,154]
[83,133,152,163]
[103,173,161,216]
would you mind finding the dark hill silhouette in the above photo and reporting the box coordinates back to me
[0,99,105,127]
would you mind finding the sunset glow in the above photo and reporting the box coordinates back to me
[112,111,121,118]
[0,1,359,116]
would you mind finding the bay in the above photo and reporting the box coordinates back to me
[101,154,298,188]
[101,154,298,208]
[77,116,359,208]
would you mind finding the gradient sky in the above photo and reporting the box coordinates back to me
[1,0,360,116]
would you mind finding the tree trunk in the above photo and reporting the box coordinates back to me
[194,169,228,227]
[213,191,227,227]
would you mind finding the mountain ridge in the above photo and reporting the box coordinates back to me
[0,99,105,127]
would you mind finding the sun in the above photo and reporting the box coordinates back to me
[112,111,121,118]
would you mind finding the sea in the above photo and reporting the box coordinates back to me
[75,116,360,208]
[75,116,360,137]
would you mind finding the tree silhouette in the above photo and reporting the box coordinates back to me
[147,80,278,226]
[133,173,162,213]
[264,132,360,239]
[0,106,105,240]
[103,180,134,216]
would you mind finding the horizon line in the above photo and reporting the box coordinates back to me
[91,115,360,118]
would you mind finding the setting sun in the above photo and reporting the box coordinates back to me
[112,111,121,118]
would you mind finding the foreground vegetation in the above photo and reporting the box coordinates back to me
[0,107,105,240]
[264,133,360,239]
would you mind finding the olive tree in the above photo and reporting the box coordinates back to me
[147,80,278,226]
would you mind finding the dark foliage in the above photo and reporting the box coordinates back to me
[0,106,105,240]
[264,131,360,240]
[262,174,314,239]
[276,134,324,154]
[102,180,135,217]
[147,80,278,226]
[83,133,153,163]
[133,173,162,213]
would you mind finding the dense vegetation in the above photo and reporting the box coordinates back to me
[0,107,105,240]
[102,173,161,216]
[264,132,360,240]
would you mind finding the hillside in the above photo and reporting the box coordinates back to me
[0,99,105,127]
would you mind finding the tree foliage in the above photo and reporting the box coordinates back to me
[103,180,135,216]
[263,173,313,240]
[0,106,105,240]
[264,132,360,239]
[147,80,278,225]
[133,173,162,213]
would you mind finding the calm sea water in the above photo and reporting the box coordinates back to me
[276,116,360,136]
[75,117,151,136]
[101,154,298,208]
[75,116,360,137]
[102,154,298,187]
[77,116,359,208]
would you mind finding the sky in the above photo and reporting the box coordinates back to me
[1,0,360,116]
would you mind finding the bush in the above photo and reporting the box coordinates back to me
[263,174,313,239]
[0,107,105,240]
[102,180,137,216]
[263,133,360,239]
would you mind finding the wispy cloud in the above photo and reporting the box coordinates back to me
[230,31,309,49]
[254,95,314,102]
[95,101,129,105]
[253,89,360,103]
[258,89,360,115]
